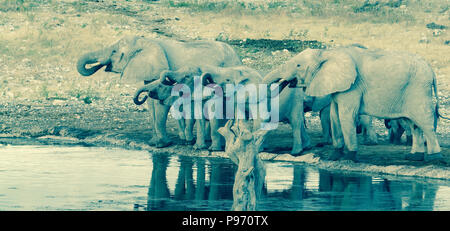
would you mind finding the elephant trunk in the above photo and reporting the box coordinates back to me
[262,67,284,85]
[76,50,109,76]
[133,86,149,105]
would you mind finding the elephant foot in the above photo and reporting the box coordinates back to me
[405,153,424,161]
[193,142,208,150]
[315,142,330,147]
[343,151,359,162]
[363,140,378,146]
[178,132,186,141]
[209,144,224,152]
[406,136,413,146]
[328,148,344,161]
[155,138,173,148]
[424,153,445,163]
[290,150,304,157]
[290,144,308,157]
[148,136,160,146]
[184,139,196,145]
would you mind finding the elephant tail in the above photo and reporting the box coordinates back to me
[133,86,149,105]
[432,72,450,124]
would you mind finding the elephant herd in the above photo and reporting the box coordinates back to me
[77,35,448,163]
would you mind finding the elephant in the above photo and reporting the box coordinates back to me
[135,64,312,155]
[134,66,208,149]
[133,65,266,151]
[263,45,447,162]
[303,95,378,146]
[385,118,412,145]
[76,35,242,148]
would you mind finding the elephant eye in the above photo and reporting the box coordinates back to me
[297,64,301,67]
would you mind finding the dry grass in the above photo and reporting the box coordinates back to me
[0,0,448,108]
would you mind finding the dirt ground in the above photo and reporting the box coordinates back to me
[0,0,449,179]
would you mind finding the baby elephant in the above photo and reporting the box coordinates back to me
[134,65,265,151]
[134,64,312,155]
[385,119,412,145]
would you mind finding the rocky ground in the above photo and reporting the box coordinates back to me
[0,0,449,179]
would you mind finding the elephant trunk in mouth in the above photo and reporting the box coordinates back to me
[76,50,108,76]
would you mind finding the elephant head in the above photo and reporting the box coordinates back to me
[200,65,261,88]
[77,36,168,83]
[133,66,202,105]
[263,48,357,97]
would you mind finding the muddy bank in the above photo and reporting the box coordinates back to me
[0,98,449,180]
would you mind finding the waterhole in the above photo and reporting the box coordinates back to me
[0,145,449,211]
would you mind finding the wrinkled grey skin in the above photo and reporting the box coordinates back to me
[77,36,241,148]
[303,95,378,146]
[264,45,446,162]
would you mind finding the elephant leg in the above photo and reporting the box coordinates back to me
[399,119,412,145]
[406,123,425,161]
[301,118,312,150]
[329,101,345,160]
[290,99,310,156]
[194,119,207,150]
[184,119,195,145]
[360,115,378,145]
[315,105,332,147]
[290,120,304,156]
[336,94,360,162]
[414,116,443,161]
[388,120,404,145]
[209,119,224,151]
[177,118,186,141]
[147,99,158,146]
[153,100,172,148]
[205,121,211,141]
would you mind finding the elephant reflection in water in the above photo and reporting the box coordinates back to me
[172,157,235,202]
[147,154,171,210]
[290,165,307,202]
[404,183,438,211]
[317,170,439,210]
[318,170,374,210]
[146,155,235,210]
[207,159,235,201]
[174,156,196,200]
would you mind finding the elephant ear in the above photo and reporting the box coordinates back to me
[305,51,357,97]
[121,44,169,83]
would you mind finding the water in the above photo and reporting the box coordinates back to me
[0,145,449,211]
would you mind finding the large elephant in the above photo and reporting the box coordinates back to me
[264,45,447,162]
[77,36,242,147]
[303,95,378,146]
[135,64,311,155]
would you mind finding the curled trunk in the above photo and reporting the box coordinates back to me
[76,51,106,76]
[133,85,150,105]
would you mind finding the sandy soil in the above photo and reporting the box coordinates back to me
[0,97,449,180]
[0,0,449,180]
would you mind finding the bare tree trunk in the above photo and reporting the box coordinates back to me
[218,120,268,211]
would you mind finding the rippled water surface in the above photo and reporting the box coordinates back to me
[0,145,449,211]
